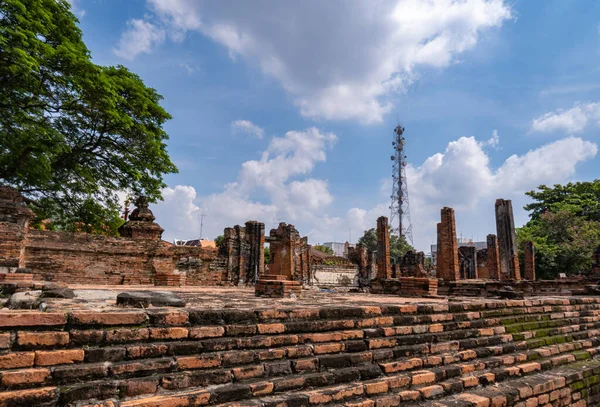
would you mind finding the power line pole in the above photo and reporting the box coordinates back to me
[389,124,414,245]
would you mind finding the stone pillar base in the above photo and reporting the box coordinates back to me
[255,274,302,298]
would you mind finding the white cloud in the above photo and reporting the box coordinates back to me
[114,19,166,60]
[65,0,85,17]
[231,120,264,139]
[530,102,600,134]
[155,127,336,241]
[116,0,511,123]
[153,129,597,251]
[482,129,500,148]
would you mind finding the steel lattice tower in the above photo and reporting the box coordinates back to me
[389,125,413,245]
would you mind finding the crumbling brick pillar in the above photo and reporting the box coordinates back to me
[245,221,265,283]
[0,187,34,273]
[524,241,536,281]
[486,234,500,280]
[458,246,477,279]
[436,207,459,281]
[495,199,521,281]
[376,216,391,279]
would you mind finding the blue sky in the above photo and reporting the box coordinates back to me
[70,0,600,251]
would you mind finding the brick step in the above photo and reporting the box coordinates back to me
[123,348,600,407]
[49,333,600,405]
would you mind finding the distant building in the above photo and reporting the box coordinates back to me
[322,242,355,258]
[173,238,216,249]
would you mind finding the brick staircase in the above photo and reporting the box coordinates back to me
[1,298,600,406]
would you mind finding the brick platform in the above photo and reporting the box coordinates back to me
[255,274,302,298]
[1,297,600,405]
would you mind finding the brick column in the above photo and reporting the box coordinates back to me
[495,199,521,281]
[486,234,500,280]
[244,221,265,283]
[376,216,391,279]
[523,241,536,281]
[436,207,459,281]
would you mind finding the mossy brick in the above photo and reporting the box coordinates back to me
[59,381,118,404]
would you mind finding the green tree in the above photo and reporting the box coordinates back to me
[313,245,334,255]
[264,246,271,266]
[357,227,414,264]
[524,180,600,222]
[214,235,224,249]
[518,181,600,279]
[0,0,177,234]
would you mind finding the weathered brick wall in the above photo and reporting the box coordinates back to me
[19,230,228,286]
[309,264,359,287]
[2,298,600,406]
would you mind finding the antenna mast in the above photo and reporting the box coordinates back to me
[389,124,414,245]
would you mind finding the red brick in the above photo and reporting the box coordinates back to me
[119,390,210,407]
[232,364,265,380]
[0,332,10,349]
[177,354,221,370]
[188,326,224,339]
[119,377,159,397]
[147,310,188,325]
[293,358,318,372]
[249,381,274,396]
[70,311,147,326]
[17,331,69,347]
[457,394,491,407]
[365,380,389,395]
[0,352,35,369]
[149,327,188,340]
[0,312,66,327]
[0,387,57,405]
[105,328,149,343]
[35,349,84,366]
[257,323,286,334]
[1,368,50,386]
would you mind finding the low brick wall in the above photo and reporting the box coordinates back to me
[2,297,600,406]
[440,279,592,297]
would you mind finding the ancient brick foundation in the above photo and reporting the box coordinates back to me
[398,250,427,277]
[496,199,521,281]
[370,276,438,296]
[436,207,459,281]
[2,297,600,406]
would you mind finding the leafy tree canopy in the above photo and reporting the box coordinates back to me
[357,227,414,263]
[524,180,600,222]
[518,181,600,279]
[0,0,177,234]
[313,245,334,255]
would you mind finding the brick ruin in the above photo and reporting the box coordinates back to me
[436,207,460,281]
[496,198,521,281]
[221,221,265,285]
[458,246,477,279]
[376,216,391,280]
[2,298,599,406]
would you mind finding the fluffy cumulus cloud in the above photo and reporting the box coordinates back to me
[231,120,264,139]
[531,102,600,134]
[155,127,336,241]
[115,0,511,123]
[154,128,597,250]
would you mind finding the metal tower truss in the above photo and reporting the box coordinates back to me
[389,125,414,245]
